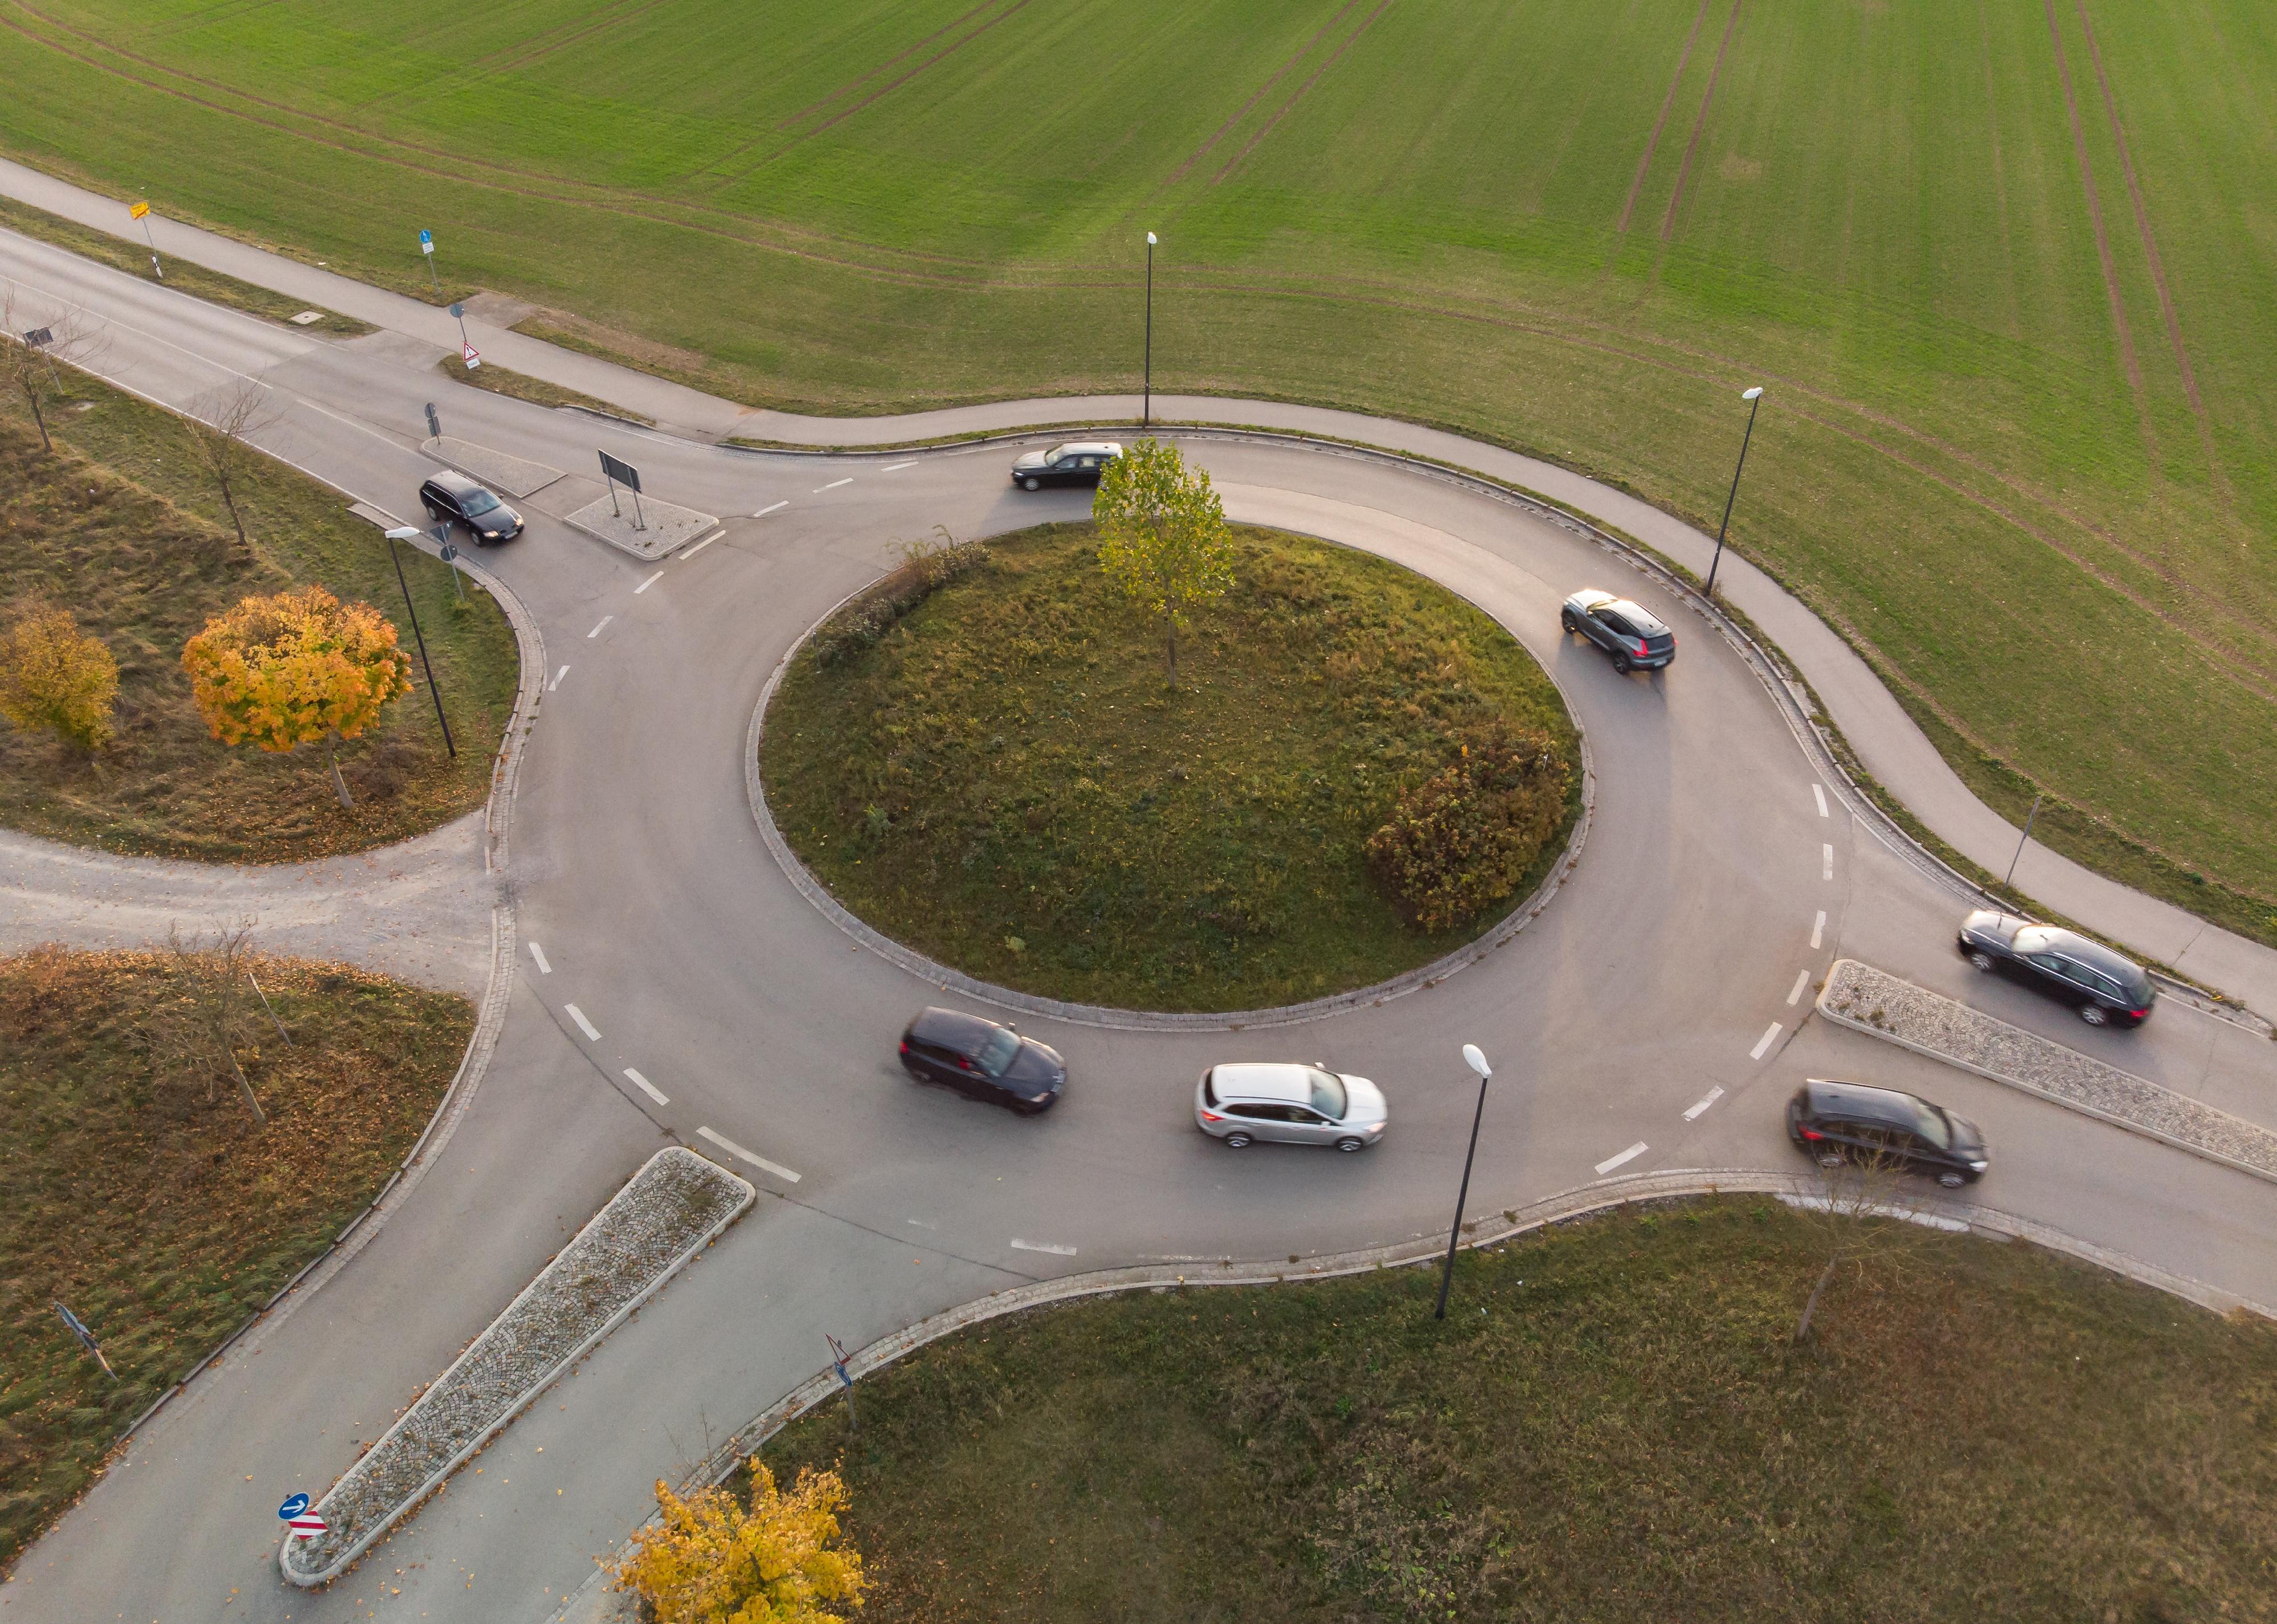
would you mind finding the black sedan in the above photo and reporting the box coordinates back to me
[1560,588,1675,672]
[1009,441,1122,492]
[419,470,523,542]
[1956,910,2153,1027]
[1787,1078,1989,1188]
[899,1006,1065,1114]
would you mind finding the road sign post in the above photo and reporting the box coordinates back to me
[54,1302,115,1378]
[598,450,646,531]
[439,541,465,603]
[826,1334,856,1433]
[424,402,441,440]
[130,200,163,280]
[418,228,441,298]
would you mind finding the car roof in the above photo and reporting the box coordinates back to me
[426,470,485,498]
[1600,598,1669,635]
[2020,927,2150,985]
[1568,588,1616,608]
[1209,1063,1313,1105]
[1803,1078,1931,1126]
[907,1006,1000,1049]
[1053,441,1121,457]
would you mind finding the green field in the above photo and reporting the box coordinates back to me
[3,1,2273,929]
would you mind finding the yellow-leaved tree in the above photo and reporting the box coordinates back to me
[610,1463,866,1624]
[0,601,119,751]
[1093,436,1233,685]
[181,585,412,809]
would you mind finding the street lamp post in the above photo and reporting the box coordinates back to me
[1434,1044,1495,1320]
[383,528,457,759]
[1142,231,1157,431]
[1703,384,1765,602]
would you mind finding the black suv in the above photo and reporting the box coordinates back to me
[419,470,523,543]
[1956,910,2154,1027]
[898,1006,1065,1114]
[1009,441,1122,492]
[1786,1079,1989,1188]
[1561,589,1675,672]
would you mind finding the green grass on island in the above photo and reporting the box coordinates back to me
[3,0,2273,933]
[0,367,520,862]
[761,524,1579,1011]
[760,1199,2277,1623]
[0,946,472,1569]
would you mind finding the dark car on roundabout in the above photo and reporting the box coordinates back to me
[899,1006,1066,1115]
[419,469,523,543]
[1786,1078,1989,1188]
[1560,588,1675,673]
[1956,909,2154,1028]
[1009,441,1122,492]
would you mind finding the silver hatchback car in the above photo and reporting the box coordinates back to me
[1195,1062,1388,1152]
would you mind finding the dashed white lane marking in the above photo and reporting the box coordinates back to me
[1812,910,1827,950]
[814,477,853,492]
[1010,1238,1078,1257]
[528,943,551,975]
[566,1004,600,1041]
[881,460,917,472]
[550,665,569,690]
[634,570,664,594]
[696,1126,801,1183]
[1683,1086,1724,1122]
[587,615,612,639]
[1787,968,1812,1007]
[1822,843,1834,880]
[623,1067,668,1106]
[1595,1142,1649,1176]
[754,500,788,517]
[1750,1021,1784,1061]
[680,531,720,559]
[906,1217,939,1230]
[1813,783,1829,818]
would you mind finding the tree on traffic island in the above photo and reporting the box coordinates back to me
[608,1462,866,1624]
[181,585,412,809]
[1093,437,1233,685]
[0,600,119,751]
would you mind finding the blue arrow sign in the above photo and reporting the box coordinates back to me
[419,229,432,247]
[278,1492,310,1520]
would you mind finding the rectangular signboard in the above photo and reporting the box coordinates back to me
[598,450,641,493]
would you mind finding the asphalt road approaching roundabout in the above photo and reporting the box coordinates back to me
[3,225,2274,1624]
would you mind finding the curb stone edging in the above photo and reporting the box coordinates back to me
[282,1148,756,1588]
[553,1164,2275,1624]
[742,546,1596,1033]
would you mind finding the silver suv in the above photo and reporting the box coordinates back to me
[1194,1062,1387,1152]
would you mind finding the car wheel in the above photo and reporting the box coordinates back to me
[1815,1150,1843,1169]
[1221,1131,1252,1149]
[1612,652,1633,674]
[1560,609,1578,633]
[1937,1169,1967,1189]
[1969,951,1997,973]
[1335,1136,1366,1153]
[1023,476,1040,491]
[2079,1003,2110,1026]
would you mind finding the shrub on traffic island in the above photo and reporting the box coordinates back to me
[1367,723,1571,932]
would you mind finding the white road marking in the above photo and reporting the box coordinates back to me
[1822,843,1834,880]
[1787,968,1812,1006]
[881,460,917,472]
[1750,1021,1784,1060]
[1595,1142,1649,1175]
[1813,783,1829,818]
[814,477,853,492]
[633,570,664,594]
[680,531,720,559]
[528,943,551,975]
[623,1068,669,1106]
[753,500,788,517]
[1683,1086,1724,1122]
[696,1126,801,1183]
[586,615,612,639]
[1812,910,1826,950]
[906,1217,939,1230]
[1010,1238,1078,1257]
[550,664,569,690]
[565,1004,600,1041]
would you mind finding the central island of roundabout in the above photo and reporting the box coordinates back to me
[755,518,1584,1022]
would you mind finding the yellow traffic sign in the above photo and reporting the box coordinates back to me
[130,201,149,220]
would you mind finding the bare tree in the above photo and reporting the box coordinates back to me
[1,289,105,454]
[1789,1136,1927,1344]
[141,921,268,1127]
[182,379,280,552]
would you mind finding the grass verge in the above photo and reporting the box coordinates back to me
[760,523,1579,1011]
[0,945,471,1569]
[0,365,520,862]
[762,1198,2277,1623]
[434,357,653,426]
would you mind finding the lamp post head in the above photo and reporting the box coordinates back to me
[383,526,422,541]
[1146,231,1158,246]
[1461,1043,1491,1081]
[1742,386,1764,401]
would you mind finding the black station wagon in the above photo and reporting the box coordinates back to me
[1956,910,2154,1027]
[1787,1078,1989,1188]
[1009,441,1122,492]
[898,1006,1066,1115]
[419,469,523,543]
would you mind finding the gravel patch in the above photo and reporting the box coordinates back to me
[281,1147,753,1587]
[562,491,718,561]
[1817,959,2277,1183]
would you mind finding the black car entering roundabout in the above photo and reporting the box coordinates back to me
[419,470,524,543]
[1956,910,2154,1027]
[1787,1078,1989,1188]
[899,1006,1066,1115]
[1009,441,1122,492]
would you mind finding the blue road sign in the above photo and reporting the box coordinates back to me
[278,1492,310,1520]
[419,229,434,253]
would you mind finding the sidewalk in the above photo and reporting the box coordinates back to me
[2,152,2270,1017]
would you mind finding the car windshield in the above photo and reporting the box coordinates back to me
[1046,445,1076,461]
[974,1027,1021,1078]
[1911,1102,1952,1149]
[460,489,500,516]
[1308,1069,1347,1120]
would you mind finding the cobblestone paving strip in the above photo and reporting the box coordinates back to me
[1817,959,2277,1183]
[281,1148,754,1587]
